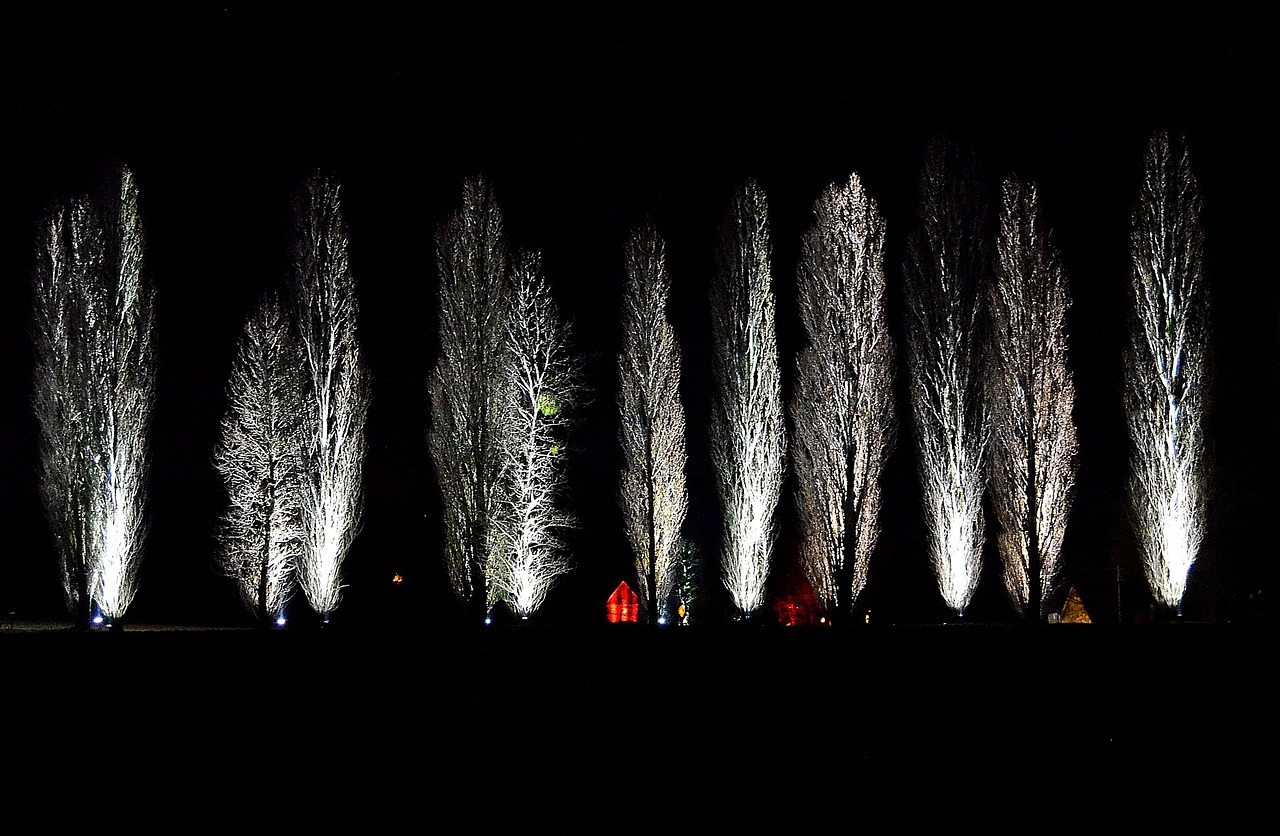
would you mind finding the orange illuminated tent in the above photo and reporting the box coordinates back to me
[1059,585,1092,623]
[606,581,640,623]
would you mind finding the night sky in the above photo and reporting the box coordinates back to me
[1,6,1273,627]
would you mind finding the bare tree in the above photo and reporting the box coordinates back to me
[987,175,1078,621]
[429,175,511,622]
[489,251,583,618]
[903,139,990,618]
[213,293,305,627]
[1125,131,1210,616]
[289,171,370,624]
[711,179,786,619]
[31,166,155,628]
[618,219,689,624]
[790,171,896,622]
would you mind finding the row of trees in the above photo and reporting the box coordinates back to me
[620,130,1207,625]
[27,131,1209,628]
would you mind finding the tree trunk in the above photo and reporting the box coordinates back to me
[838,446,858,625]
[1026,369,1041,622]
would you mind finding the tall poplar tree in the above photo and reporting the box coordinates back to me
[903,139,990,618]
[710,180,786,619]
[791,171,896,621]
[987,175,1078,621]
[32,166,155,628]
[213,293,306,626]
[1125,131,1210,616]
[289,170,370,624]
[429,175,511,623]
[490,251,583,618]
[618,219,689,624]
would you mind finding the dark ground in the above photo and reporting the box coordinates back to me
[1,622,1273,831]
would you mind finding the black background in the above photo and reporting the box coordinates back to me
[2,5,1274,627]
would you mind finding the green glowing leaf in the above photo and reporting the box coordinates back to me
[538,390,561,416]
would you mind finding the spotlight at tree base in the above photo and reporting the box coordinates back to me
[88,604,113,629]
[657,615,667,626]
[90,603,112,630]
[275,610,287,628]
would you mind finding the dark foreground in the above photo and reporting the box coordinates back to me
[1,623,1274,831]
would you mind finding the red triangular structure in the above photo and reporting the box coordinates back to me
[606,581,640,623]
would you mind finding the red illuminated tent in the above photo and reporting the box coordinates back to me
[769,557,822,626]
[606,581,640,623]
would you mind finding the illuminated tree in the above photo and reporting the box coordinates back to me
[489,251,583,618]
[903,139,990,618]
[289,171,370,624]
[790,171,896,621]
[987,175,1078,621]
[429,175,511,622]
[710,179,786,619]
[31,166,155,628]
[1125,131,1210,616]
[213,293,305,627]
[618,219,689,624]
